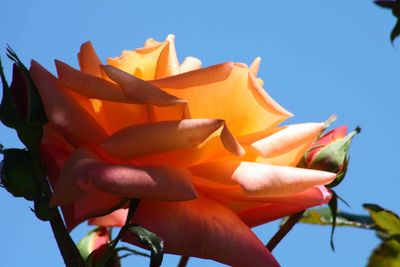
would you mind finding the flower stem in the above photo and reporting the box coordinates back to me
[29,145,84,267]
[266,210,305,251]
[178,256,190,267]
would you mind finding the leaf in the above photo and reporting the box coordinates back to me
[364,204,400,237]
[127,225,164,267]
[299,208,374,229]
[368,238,400,267]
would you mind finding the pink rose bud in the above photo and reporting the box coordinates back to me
[77,227,120,267]
[303,125,360,187]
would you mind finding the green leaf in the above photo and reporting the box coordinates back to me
[368,238,400,267]
[299,208,374,229]
[127,225,164,267]
[364,204,400,237]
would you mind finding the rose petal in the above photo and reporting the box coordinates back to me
[50,147,197,206]
[251,123,324,157]
[101,64,185,107]
[249,57,261,76]
[107,41,166,80]
[180,56,202,73]
[30,61,107,145]
[76,42,150,134]
[238,186,331,227]
[56,60,136,104]
[88,164,197,201]
[89,208,128,228]
[233,162,336,196]
[144,38,161,48]
[191,159,335,196]
[193,177,331,211]
[155,34,180,78]
[151,62,293,136]
[100,119,244,159]
[78,41,103,77]
[124,195,280,267]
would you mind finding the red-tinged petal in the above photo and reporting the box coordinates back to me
[193,177,331,211]
[155,34,180,78]
[87,164,197,201]
[306,125,348,163]
[100,119,244,160]
[150,63,292,136]
[60,190,124,231]
[251,123,324,157]
[78,41,103,77]
[30,61,107,146]
[50,147,197,207]
[180,56,202,73]
[40,125,74,185]
[124,195,280,267]
[89,208,128,228]
[238,187,331,227]
[233,162,335,196]
[101,64,184,106]
[191,159,335,196]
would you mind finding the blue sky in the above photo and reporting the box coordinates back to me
[1,0,399,266]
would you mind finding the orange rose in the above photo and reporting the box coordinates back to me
[31,35,336,266]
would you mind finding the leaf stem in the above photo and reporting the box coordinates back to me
[266,210,305,251]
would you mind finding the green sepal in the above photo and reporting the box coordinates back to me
[32,196,50,221]
[127,225,164,267]
[328,156,349,188]
[328,191,338,251]
[364,204,400,238]
[311,127,360,186]
[15,123,44,152]
[0,148,41,200]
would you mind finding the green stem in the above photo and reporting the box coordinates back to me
[177,256,190,267]
[266,210,305,251]
[29,145,84,267]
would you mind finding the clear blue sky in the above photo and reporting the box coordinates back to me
[1,0,399,266]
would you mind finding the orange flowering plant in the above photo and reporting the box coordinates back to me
[0,35,358,267]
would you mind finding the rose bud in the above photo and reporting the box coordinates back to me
[0,148,41,201]
[0,50,47,149]
[302,125,360,187]
[77,227,120,267]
